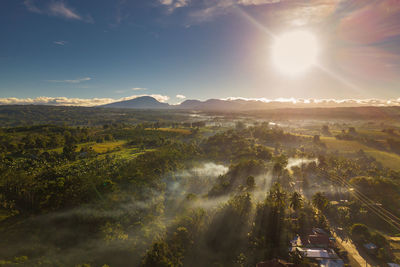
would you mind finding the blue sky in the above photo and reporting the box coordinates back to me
[1,0,400,106]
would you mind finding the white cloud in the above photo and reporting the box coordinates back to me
[160,0,174,5]
[2,96,400,107]
[48,2,81,20]
[272,0,340,26]
[132,87,147,91]
[0,94,170,107]
[179,0,337,26]
[160,0,189,13]
[186,0,275,23]
[24,0,94,23]
[176,94,186,99]
[222,97,400,107]
[150,94,170,103]
[24,0,42,13]
[54,40,67,46]
[237,0,281,5]
[46,77,92,84]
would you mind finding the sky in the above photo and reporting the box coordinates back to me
[1,0,400,106]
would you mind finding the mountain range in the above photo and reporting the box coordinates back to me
[100,96,169,109]
[100,96,378,110]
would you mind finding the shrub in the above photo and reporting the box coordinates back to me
[350,223,370,242]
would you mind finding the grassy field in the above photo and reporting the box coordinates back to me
[146,128,192,135]
[364,150,400,171]
[356,129,389,139]
[292,133,313,138]
[48,140,127,154]
[106,147,155,160]
[59,147,156,172]
[46,140,156,162]
[321,137,400,170]
[321,137,369,152]
[86,140,126,153]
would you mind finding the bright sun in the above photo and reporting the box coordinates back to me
[272,30,319,75]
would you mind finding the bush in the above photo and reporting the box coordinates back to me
[371,232,388,248]
[377,247,391,261]
[350,223,370,242]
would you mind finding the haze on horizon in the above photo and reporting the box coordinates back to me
[1,0,400,106]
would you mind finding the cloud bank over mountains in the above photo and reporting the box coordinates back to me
[1,95,400,108]
[0,95,170,107]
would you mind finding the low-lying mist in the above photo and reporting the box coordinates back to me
[0,158,318,266]
[171,162,229,194]
[0,162,231,266]
[286,157,318,170]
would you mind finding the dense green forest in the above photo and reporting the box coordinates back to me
[0,106,189,127]
[1,106,400,266]
[3,105,400,127]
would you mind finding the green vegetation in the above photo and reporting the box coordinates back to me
[148,127,192,135]
[1,106,400,266]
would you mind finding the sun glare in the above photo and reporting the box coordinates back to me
[272,30,319,75]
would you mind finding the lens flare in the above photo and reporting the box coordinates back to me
[272,30,319,75]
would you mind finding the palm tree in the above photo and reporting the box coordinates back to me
[268,182,287,209]
[289,191,303,212]
[273,162,283,181]
[312,192,329,212]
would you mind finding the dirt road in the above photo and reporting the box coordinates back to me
[332,230,376,267]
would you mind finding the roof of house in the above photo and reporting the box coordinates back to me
[297,248,339,259]
[319,259,345,267]
[305,249,331,258]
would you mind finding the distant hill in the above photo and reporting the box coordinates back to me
[176,99,241,110]
[99,96,400,112]
[174,98,356,111]
[102,97,289,111]
[101,96,170,109]
[101,97,250,110]
[177,99,203,109]
[176,98,379,111]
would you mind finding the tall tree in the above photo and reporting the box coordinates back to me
[268,182,287,209]
[289,192,303,212]
[312,192,329,212]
